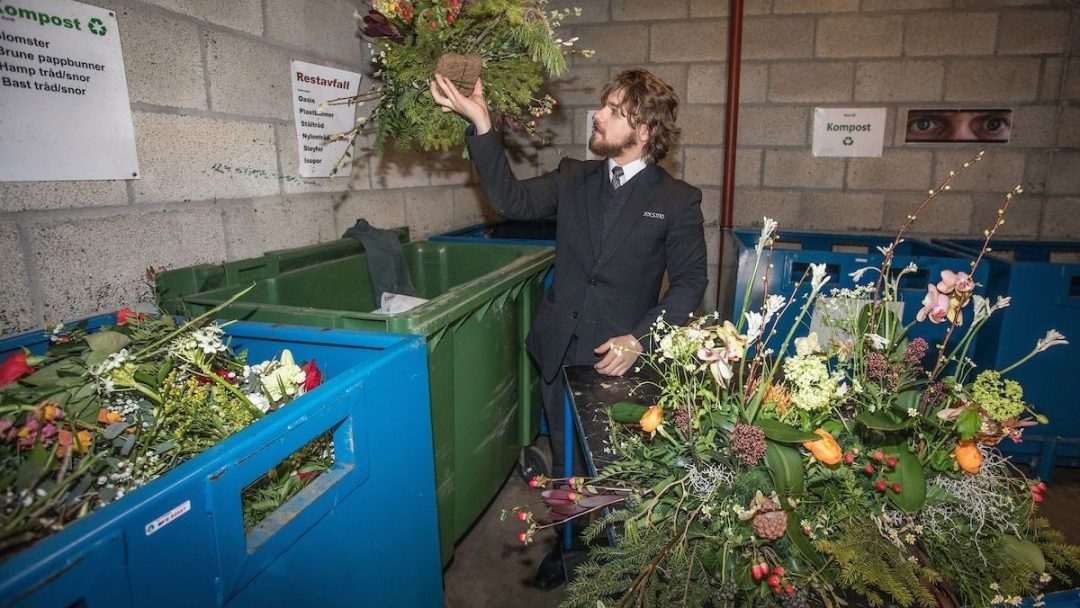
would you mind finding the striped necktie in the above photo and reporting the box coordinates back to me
[611,165,624,190]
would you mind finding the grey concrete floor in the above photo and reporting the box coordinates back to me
[442,455,1080,608]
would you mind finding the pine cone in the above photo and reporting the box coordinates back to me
[751,498,788,540]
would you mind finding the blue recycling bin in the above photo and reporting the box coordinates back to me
[430,219,556,247]
[0,316,442,608]
[934,239,1080,477]
[732,229,991,358]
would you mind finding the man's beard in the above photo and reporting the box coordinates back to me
[588,127,638,158]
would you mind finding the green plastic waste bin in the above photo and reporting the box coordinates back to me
[157,239,552,565]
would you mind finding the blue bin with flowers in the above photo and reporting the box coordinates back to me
[732,228,991,360]
[933,238,1080,477]
[0,313,441,607]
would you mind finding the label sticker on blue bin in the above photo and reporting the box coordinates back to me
[145,500,191,536]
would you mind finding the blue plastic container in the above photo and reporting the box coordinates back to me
[934,239,1080,477]
[429,219,556,247]
[732,229,990,357]
[0,316,442,607]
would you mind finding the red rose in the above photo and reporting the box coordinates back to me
[0,351,34,387]
[117,308,135,325]
[302,360,322,392]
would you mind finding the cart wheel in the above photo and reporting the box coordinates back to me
[518,444,551,483]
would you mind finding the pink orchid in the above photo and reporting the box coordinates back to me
[696,347,723,362]
[936,270,974,295]
[916,285,951,324]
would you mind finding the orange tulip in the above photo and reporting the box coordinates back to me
[954,440,983,474]
[639,406,664,434]
[802,429,842,465]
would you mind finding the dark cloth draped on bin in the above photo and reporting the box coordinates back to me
[343,219,415,302]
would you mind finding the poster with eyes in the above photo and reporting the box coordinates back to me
[904,108,1012,144]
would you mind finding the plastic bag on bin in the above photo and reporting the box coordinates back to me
[377,292,428,313]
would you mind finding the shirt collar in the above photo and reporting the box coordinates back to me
[608,157,648,184]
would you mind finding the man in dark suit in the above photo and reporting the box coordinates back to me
[430,66,707,507]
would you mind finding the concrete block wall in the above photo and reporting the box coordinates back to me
[3,0,1079,336]
[0,0,491,336]
[538,0,1080,316]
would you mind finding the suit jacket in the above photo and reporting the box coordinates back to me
[466,129,708,382]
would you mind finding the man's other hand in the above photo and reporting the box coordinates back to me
[593,334,641,377]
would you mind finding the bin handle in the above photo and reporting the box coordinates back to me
[1059,272,1080,307]
[224,259,275,284]
[207,388,370,602]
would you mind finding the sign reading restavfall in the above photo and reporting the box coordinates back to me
[0,0,138,181]
[290,60,361,178]
[812,107,886,158]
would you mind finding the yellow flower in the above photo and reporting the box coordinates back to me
[639,406,663,434]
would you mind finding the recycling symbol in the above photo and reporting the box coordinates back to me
[842,136,854,146]
[88,17,107,36]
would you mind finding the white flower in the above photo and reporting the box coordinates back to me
[865,333,889,351]
[849,266,877,283]
[709,359,733,388]
[744,311,764,343]
[809,263,830,293]
[794,333,820,357]
[756,217,778,252]
[907,408,919,418]
[1035,329,1068,353]
[764,294,786,321]
[248,392,271,413]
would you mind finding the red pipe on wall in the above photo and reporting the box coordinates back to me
[716,0,745,312]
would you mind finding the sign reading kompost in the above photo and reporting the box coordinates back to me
[0,0,138,181]
[812,107,886,158]
[290,60,361,178]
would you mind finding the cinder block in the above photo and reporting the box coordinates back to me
[1040,197,1080,238]
[658,148,684,181]
[763,149,846,189]
[1047,152,1080,194]
[1063,59,1080,100]
[855,61,944,102]
[738,149,763,186]
[969,193,1041,238]
[0,181,127,213]
[549,2,610,24]
[685,147,723,186]
[742,17,814,59]
[732,188,801,228]
[933,150,1027,193]
[428,151,473,187]
[1058,107,1080,148]
[206,30,292,120]
[222,195,337,260]
[768,62,854,103]
[772,0,858,13]
[370,144,433,189]
[905,13,997,57]
[861,0,951,10]
[883,192,973,236]
[848,149,933,190]
[116,8,205,109]
[1042,58,1064,100]
[691,0,771,17]
[140,0,262,35]
[0,222,35,337]
[452,185,499,227]
[264,0,364,65]
[704,224,721,271]
[651,21,726,63]
[333,189,407,235]
[132,112,277,204]
[31,208,227,323]
[405,188,456,239]
[679,105,725,145]
[999,10,1071,55]
[275,124,370,195]
[703,263,720,317]
[816,15,903,58]
[945,58,1040,103]
[613,0,688,20]
[539,111,575,147]
[687,63,767,104]
[548,66,610,106]
[998,105,1056,148]
[701,187,720,228]
[955,0,1058,7]
[574,24,649,65]
[1024,150,1050,194]
[737,106,808,146]
[800,192,884,231]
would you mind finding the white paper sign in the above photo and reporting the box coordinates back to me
[812,107,886,158]
[0,0,138,181]
[290,60,361,178]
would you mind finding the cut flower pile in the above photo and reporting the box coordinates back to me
[511,152,1080,608]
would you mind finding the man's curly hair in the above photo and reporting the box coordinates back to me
[600,69,681,163]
